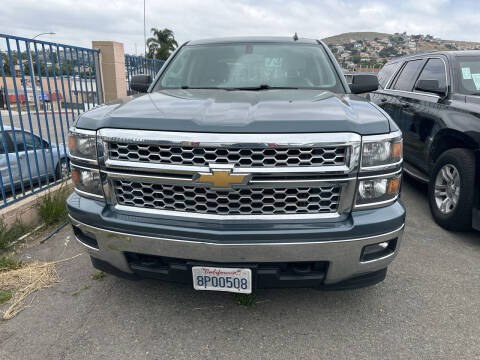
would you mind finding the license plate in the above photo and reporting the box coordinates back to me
[192,266,252,294]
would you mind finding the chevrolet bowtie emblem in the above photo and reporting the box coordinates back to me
[195,169,251,189]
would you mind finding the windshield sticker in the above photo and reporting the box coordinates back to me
[461,67,472,79]
[472,74,480,90]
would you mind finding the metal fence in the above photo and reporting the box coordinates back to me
[125,55,164,95]
[0,33,103,208]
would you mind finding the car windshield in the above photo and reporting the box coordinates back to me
[155,43,344,92]
[456,56,480,95]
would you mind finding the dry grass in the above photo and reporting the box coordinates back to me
[0,261,59,320]
[0,254,81,320]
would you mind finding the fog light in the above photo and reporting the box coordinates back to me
[361,239,397,262]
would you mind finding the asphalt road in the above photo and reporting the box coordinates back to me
[1,177,479,360]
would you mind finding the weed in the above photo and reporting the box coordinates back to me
[0,220,28,250]
[72,284,90,297]
[37,186,69,226]
[0,290,12,304]
[91,271,106,281]
[235,293,257,307]
[0,256,22,271]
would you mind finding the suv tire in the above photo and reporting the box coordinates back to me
[428,148,475,231]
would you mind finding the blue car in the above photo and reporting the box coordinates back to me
[0,126,68,190]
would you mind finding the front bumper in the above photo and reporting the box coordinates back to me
[67,193,405,287]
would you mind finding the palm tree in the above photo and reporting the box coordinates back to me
[146,28,178,60]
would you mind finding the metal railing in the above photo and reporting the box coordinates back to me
[125,55,164,95]
[0,33,104,208]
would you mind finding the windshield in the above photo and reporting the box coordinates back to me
[456,56,480,95]
[155,43,344,92]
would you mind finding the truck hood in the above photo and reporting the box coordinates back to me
[75,89,390,135]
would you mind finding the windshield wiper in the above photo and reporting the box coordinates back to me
[176,85,299,91]
[179,86,227,90]
[225,84,299,91]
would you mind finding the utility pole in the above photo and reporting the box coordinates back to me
[144,0,147,56]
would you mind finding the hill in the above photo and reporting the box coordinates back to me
[322,31,480,67]
[322,32,391,44]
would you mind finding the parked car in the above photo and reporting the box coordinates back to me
[368,51,480,231]
[0,126,68,190]
[67,36,405,292]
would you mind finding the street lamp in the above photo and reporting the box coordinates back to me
[33,32,55,40]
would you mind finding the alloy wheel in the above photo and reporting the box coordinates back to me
[434,164,460,214]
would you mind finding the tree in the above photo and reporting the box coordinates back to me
[146,28,178,60]
[1,52,12,76]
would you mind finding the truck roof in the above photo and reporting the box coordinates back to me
[187,36,320,46]
[389,50,480,63]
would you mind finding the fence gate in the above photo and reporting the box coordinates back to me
[0,33,104,208]
[125,55,164,95]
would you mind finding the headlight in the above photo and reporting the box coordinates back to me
[71,165,103,200]
[68,128,97,161]
[356,174,401,208]
[361,133,402,169]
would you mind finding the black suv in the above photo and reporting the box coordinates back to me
[369,51,480,231]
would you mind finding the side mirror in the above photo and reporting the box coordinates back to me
[415,79,446,95]
[130,74,152,93]
[349,74,379,94]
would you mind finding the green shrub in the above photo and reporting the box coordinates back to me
[91,271,107,281]
[0,256,22,271]
[37,186,69,226]
[0,220,27,250]
[0,290,13,304]
[235,293,257,307]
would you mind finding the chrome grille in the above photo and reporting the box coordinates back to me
[113,180,341,215]
[107,143,348,167]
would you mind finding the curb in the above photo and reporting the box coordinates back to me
[0,181,73,228]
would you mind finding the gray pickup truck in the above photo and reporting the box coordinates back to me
[67,37,405,293]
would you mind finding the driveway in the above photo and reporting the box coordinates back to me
[1,177,479,359]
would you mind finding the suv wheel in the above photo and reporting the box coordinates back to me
[428,148,475,231]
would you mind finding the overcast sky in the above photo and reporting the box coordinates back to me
[1,0,479,54]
